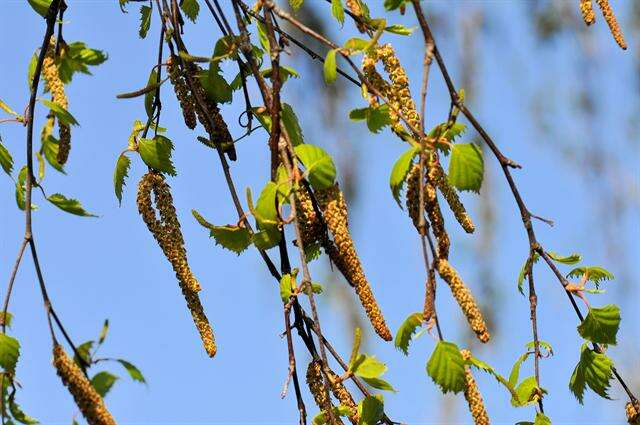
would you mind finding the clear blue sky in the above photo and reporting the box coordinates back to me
[1,1,638,424]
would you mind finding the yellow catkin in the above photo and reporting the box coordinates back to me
[424,160,450,259]
[42,38,71,165]
[595,0,627,49]
[306,361,345,425]
[428,159,475,234]
[52,344,116,425]
[346,0,367,33]
[294,185,325,249]
[316,184,392,341]
[376,44,421,134]
[327,369,359,425]
[437,259,490,343]
[423,268,436,322]
[580,0,596,25]
[460,349,491,425]
[405,164,422,231]
[168,55,197,129]
[627,401,640,424]
[362,54,405,136]
[136,173,216,357]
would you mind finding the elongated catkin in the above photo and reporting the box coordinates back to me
[316,184,392,341]
[460,349,491,425]
[428,159,475,234]
[42,38,71,165]
[52,344,116,425]
[595,0,626,49]
[168,55,197,129]
[306,360,345,425]
[327,369,358,425]
[580,0,596,25]
[437,259,490,343]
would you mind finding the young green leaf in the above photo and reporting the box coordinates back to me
[139,5,152,38]
[294,144,337,190]
[517,253,539,295]
[0,99,20,118]
[468,355,519,402]
[288,0,304,11]
[384,24,415,36]
[8,396,38,425]
[567,266,614,287]
[534,413,552,425]
[42,135,65,173]
[90,371,118,397]
[98,319,109,345]
[144,69,157,118]
[117,359,146,383]
[426,341,466,394]
[251,227,281,250]
[0,140,13,176]
[192,209,215,230]
[577,304,620,345]
[210,225,252,255]
[547,251,581,265]
[357,395,384,425]
[311,405,353,425]
[351,354,387,379]
[343,37,369,53]
[383,0,408,11]
[47,194,97,217]
[0,312,13,329]
[362,377,396,392]
[28,0,52,17]
[569,343,613,404]
[254,181,280,226]
[281,104,304,146]
[448,143,483,192]
[39,99,79,126]
[508,352,530,388]
[261,65,300,85]
[74,341,94,366]
[348,327,362,368]
[113,153,131,205]
[201,68,232,104]
[394,312,422,355]
[511,376,539,407]
[279,274,296,304]
[323,49,338,84]
[138,135,176,176]
[0,333,20,373]
[256,20,270,53]
[331,0,345,25]
[389,146,419,207]
[180,0,199,22]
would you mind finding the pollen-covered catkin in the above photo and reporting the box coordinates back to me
[627,401,640,424]
[346,0,367,33]
[428,160,475,234]
[460,349,491,425]
[362,54,404,136]
[316,184,392,341]
[580,0,596,25]
[423,267,436,322]
[167,55,197,129]
[136,173,216,357]
[405,164,422,231]
[327,369,359,425]
[424,162,450,259]
[294,186,325,248]
[42,38,71,165]
[596,0,627,49]
[437,259,490,343]
[52,344,116,425]
[306,361,345,425]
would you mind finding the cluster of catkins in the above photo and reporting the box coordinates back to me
[42,38,71,165]
[167,55,236,160]
[306,360,359,425]
[580,0,626,49]
[137,172,216,357]
[295,183,392,341]
[460,349,490,425]
[52,344,116,425]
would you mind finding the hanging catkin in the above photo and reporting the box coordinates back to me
[52,344,116,425]
[405,163,422,231]
[306,360,345,425]
[362,53,404,136]
[294,185,325,249]
[167,55,197,129]
[437,259,490,343]
[316,184,392,341]
[423,267,436,322]
[428,159,475,234]
[460,349,491,425]
[42,38,71,165]
[346,0,367,33]
[327,369,359,425]
[580,0,596,25]
[136,172,216,357]
[627,401,640,424]
[595,0,626,49]
[424,160,450,259]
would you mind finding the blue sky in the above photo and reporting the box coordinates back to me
[1,1,638,424]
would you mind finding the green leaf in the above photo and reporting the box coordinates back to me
[282,104,304,146]
[210,225,252,254]
[358,395,384,425]
[524,340,553,355]
[138,135,176,176]
[0,140,13,176]
[279,273,296,303]
[74,341,94,366]
[343,38,369,52]
[294,144,337,190]
[351,354,387,379]
[384,0,408,11]
[0,100,20,118]
[312,405,353,425]
[547,251,581,265]
[256,20,270,53]
[534,413,552,425]
[201,68,232,104]
[289,0,304,11]
[577,305,620,345]
[254,182,280,226]
[145,69,157,118]
[511,376,539,407]
[426,341,466,394]
[90,371,118,397]
[389,146,418,207]
[394,312,422,355]
[252,227,281,250]
[508,352,530,388]
[139,5,152,38]
[117,359,146,383]
[384,24,415,35]
[261,65,300,85]
[0,312,13,329]
[0,334,20,373]
[348,327,362,369]
[468,356,519,402]
[331,0,344,25]
[323,49,338,84]
[517,253,539,295]
[448,143,483,192]
[27,53,38,88]
[8,397,38,425]
[180,0,199,22]
[27,0,52,17]
[113,153,131,205]
[361,377,396,392]
[98,319,109,345]
[569,344,613,404]
[38,99,79,126]
[41,135,65,173]
[47,193,97,217]
[567,266,614,287]
[15,166,27,211]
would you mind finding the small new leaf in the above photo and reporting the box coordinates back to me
[351,354,387,379]
[39,99,79,126]
[448,143,483,192]
[331,0,345,25]
[577,305,620,345]
[312,406,353,425]
[139,5,152,38]
[394,312,422,355]
[517,253,539,295]
[294,144,337,190]
[210,225,252,255]
[323,49,338,84]
[362,377,396,392]
[27,0,52,17]
[547,251,581,265]
[144,69,157,118]
[180,0,199,22]
[8,395,38,425]
[569,344,613,404]
[282,104,304,146]
[90,371,118,397]
[279,274,296,304]
[47,194,97,217]
[511,376,540,407]
[567,266,614,288]
[113,153,131,205]
[357,395,384,425]
[426,341,466,394]
[534,413,552,425]
[389,146,419,207]
[138,135,176,176]
[0,333,20,373]
[117,359,146,383]
[0,140,13,175]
